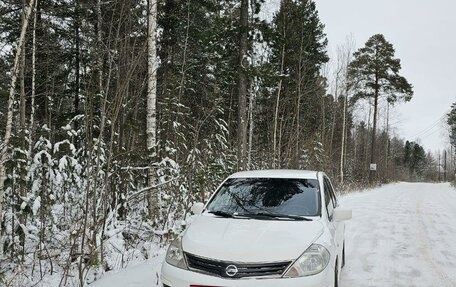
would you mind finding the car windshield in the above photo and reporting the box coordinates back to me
[205,178,320,217]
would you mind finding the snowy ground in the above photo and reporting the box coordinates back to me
[92,182,456,287]
[90,253,165,287]
[340,182,456,287]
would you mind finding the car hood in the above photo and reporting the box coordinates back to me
[182,215,324,262]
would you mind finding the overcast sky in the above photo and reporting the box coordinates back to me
[314,0,456,152]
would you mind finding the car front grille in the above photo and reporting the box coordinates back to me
[185,253,292,279]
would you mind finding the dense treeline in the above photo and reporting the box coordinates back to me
[0,0,439,285]
[447,103,456,181]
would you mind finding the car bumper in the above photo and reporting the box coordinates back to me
[161,262,335,287]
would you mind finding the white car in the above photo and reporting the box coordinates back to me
[161,170,352,287]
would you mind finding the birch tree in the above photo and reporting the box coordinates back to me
[147,0,158,219]
[337,37,355,184]
[273,41,286,168]
[0,0,36,253]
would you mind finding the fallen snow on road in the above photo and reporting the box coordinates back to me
[340,182,456,287]
[92,182,456,287]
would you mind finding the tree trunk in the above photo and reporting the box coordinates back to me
[273,43,286,168]
[247,83,255,169]
[329,78,338,165]
[91,0,106,267]
[321,91,326,150]
[340,51,351,184]
[147,0,158,220]
[74,0,81,113]
[0,0,35,255]
[20,30,26,157]
[18,0,28,259]
[247,2,256,170]
[295,28,305,168]
[364,98,372,180]
[369,78,379,184]
[340,86,348,185]
[28,0,38,158]
[385,103,390,179]
[97,0,103,115]
[237,0,249,171]
[339,36,354,184]
[176,0,191,162]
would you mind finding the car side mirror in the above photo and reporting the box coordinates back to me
[191,202,204,215]
[333,208,352,222]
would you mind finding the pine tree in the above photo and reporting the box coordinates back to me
[348,34,413,183]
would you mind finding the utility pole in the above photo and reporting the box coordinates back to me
[438,152,441,182]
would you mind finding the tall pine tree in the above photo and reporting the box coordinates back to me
[348,34,413,183]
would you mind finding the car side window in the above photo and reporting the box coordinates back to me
[325,177,338,208]
[323,178,334,218]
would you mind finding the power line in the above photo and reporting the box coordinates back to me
[411,114,446,139]
[419,125,445,139]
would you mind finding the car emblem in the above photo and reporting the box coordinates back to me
[225,264,238,277]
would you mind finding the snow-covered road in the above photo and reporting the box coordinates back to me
[93,182,456,287]
[340,182,456,287]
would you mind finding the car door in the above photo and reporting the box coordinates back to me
[322,177,337,251]
[324,176,344,262]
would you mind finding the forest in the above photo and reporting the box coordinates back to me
[0,0,452,286]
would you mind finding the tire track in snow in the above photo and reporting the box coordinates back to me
[340,183,456,287]
[416,196,455,287]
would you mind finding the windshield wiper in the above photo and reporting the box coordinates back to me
[207,210,311,221]
[207,210,236,218]
[240,212,313,221]
[208,210,254,219]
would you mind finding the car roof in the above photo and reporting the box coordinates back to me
[228,169,319,180]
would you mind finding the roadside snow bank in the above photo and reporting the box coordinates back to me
[91,253,165,287]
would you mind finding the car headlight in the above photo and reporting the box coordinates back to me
[165,237,188,269]
[284,244,330,277]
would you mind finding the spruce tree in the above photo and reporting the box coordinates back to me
[267,0,328,168]
[447,103,456,149]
